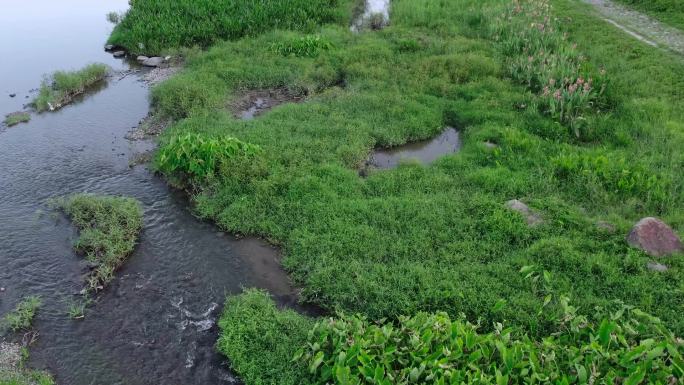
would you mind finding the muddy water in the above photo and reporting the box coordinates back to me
[368,127,461,170]
[0,2,302,385]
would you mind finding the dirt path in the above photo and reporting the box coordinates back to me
[584,0,684,56]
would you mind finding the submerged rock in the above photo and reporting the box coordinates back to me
[9,93,16,98]
[142,57,163,67]
[627,217,683,257]
[505,199,543,227]
[113,51,126,58]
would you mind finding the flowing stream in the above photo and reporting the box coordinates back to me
[0,2,301,384]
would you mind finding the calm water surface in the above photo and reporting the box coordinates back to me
[0,2,300,384]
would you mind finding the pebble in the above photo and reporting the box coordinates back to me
[9,93,16,98]
[0,287,5,292]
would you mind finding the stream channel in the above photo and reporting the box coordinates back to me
[0,2,300,384]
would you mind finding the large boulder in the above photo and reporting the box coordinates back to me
[505,199,543,227]
[627,217,683,257]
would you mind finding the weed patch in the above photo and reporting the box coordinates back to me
[3,112,30,127]
[33,64,108,112]
[54,194,143,294]
[1,297,41,333]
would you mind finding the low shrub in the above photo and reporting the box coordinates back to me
[33,64,108,112]
[55,194,143,294]
[156,133,261,183]
[1,296,41,333]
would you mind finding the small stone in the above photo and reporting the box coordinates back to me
[9,93,16,98]
[647,262,669,272]
[596,221,616,233]
[142,57,163,67]
[113,51,126,58]
[104,44,114,51]
[164,56,171,61]
[505,199,543,227]
[484,141,498,149]
[627,217,683,257]
[137,55,149,63]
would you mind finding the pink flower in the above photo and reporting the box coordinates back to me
[553,90,562,100]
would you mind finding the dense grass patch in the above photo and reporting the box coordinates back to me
[614,0,684,30]
[55,194,143,293]
[1,296,41,333]
[3,112,30,127]
[217,289,314,385]
[150,0,684,337]
[33,64,108,112]
[107,0,355,54]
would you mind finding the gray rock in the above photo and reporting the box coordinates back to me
[505,199,543,227]
[142,57,163,67]
[113,51,126,58]
[9,93,16,98]
[647,262,669,272]
[627,217,683,257]
[596,221,617,233]
[484,141,498,149]
[137,55,149,63]
[104,44,114,51]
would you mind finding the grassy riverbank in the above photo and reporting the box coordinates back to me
[113,0,683,382]
[107,0,355,54]
[614,0,684,30]
[55,194,143,294]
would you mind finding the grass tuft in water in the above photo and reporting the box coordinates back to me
[3,112,30,127]
[54,194,143,294]
[1,296,41,333]
[33,64,109,112]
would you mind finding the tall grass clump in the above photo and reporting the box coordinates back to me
[55,194,143,294]
[493,0,608,139]
[107,0,354,54]
[1,296,41,333]
[217,289,315,385]
[33,64,108,112]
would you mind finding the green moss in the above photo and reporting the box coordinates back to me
[107,0,355,55]
[55,194,143,293]
[3,112,30,127]
[33,64,108,112]
[217,290,314,385]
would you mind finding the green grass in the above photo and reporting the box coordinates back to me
[107,0,355,55]
[33,64,108,112]
[55,194,143,293]
[149,0,684,337]
[217,289,314,385]
[614,0,684,30]
[3,113,30,127]
[1,297,41,333]
[0,342,54,385]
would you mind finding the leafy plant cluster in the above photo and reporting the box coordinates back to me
[156,133,261,182]
[1,296,41,333]
[272,35,333,58]
[33,63,108,112]
[493,0,608,138]
[56,194,143,294]
[107,0,353,54]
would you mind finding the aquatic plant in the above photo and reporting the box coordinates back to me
[33,63,109,112]
[1,296,41,333]
[156,133,261,183]
[55,194,143,294]
[3,112,30,127]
